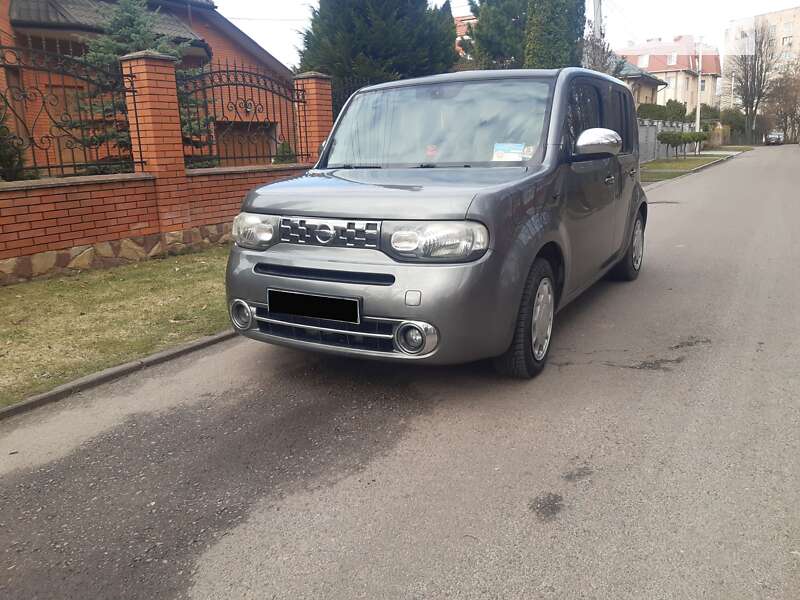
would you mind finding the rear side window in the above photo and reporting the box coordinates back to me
[607,89,632,153]
[565,83,602,153]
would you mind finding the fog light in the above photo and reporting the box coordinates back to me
[229,299,253,330]
[403,326,424,350]
[395,321,438,355]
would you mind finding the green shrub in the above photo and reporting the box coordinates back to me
[665,99,687,122]
[657,131,709,157]
[638,103,667,120]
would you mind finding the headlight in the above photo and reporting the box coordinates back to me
[382,221,489,262]
[232,213,281,250]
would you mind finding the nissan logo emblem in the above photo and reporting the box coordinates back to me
[314,223,335,244]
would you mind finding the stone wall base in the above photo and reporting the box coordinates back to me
[0,223,233,286]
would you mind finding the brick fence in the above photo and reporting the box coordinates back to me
[0,51,333,285]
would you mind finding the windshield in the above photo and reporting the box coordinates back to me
[324,78,553,169]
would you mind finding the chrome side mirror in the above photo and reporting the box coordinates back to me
[574,128,622,157]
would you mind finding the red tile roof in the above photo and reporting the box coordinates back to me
[455,15,478,38]
[618,36,721,75]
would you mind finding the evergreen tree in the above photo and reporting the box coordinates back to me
[273,140,297,164]
[299,0,457,81]
[665,99,687,122]
[69,0,186,173]
[83,0,181,75]
[462,0,528,69]
[686,103,721,125]
[524,0,585,69]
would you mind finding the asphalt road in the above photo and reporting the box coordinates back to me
[2,146,799,600]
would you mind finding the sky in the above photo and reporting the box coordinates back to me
[214,0,800,69]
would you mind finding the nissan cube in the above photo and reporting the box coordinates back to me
[226,68,648,378]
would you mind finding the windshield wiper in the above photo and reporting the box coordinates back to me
[414,163,472,168]
[330,164,382,169]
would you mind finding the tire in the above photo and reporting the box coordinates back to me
[611,210,645,282]
[493,258,556,379]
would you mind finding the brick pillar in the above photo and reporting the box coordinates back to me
[294,72,333,163]
[120,51,189,231]
[0,0,14,93]
[0,0,14,45]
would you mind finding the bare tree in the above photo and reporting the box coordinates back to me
[764,61,800,142]
[728,22,780,143]
[582,21,624,76]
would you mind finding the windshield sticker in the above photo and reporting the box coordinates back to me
[493,143,526,161]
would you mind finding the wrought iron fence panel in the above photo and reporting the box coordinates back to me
[177,62,310,169]
[0,45,142,181]
[331,76,387,118]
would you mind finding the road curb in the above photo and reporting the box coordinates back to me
[643,153,738,191]
[0,330,237,422]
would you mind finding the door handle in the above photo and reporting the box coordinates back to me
[629,168,637,178]
[604,175,616,185]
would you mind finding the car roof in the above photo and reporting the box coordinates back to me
[358,67,626,93]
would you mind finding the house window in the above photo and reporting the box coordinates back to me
[685,77,690,90]
[785,22,793,34]
[638,54,649,68]
[782,51,793,60]
[700,78,706,92]
[770,25,777,37]
[783,36,793,46]
[667,52,678,66]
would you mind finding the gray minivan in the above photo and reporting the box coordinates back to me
[226,68,647,378]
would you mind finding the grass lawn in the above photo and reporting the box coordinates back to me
[642,156,724,171]
[640,155,727,183]
[0,245,231,408]
[641,171,685,183]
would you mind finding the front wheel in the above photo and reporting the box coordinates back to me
[611,211,645,281]
[493,258,556,379]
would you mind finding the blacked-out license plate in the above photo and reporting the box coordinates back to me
[267,289,360,324]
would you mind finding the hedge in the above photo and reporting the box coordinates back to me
[656,131,709,157]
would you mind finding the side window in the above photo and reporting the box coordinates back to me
[565,82,602,153]
[606,89,631,153]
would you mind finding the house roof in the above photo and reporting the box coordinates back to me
[10,0,202,40]
[9,0,293,80]
[617,61,667,86]
[618,36,722,76]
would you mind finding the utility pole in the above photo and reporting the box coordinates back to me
[695,38,703,154]
[593,0,603,37]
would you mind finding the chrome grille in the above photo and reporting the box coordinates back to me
[279,217,380,249]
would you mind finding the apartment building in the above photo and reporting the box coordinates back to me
[619,36,722,112]
[722,7,800,109]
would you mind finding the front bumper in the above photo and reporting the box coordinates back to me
[225,243,518,365]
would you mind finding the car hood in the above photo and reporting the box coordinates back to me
[242,167,533,220]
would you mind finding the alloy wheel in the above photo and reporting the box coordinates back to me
[531,277,555,361]
[632,218,644,271]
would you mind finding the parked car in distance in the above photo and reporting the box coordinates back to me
[765,131,785,145]
[226,68,648,378]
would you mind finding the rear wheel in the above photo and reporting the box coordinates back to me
[494,258,556,379]
[611,211,645,281]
